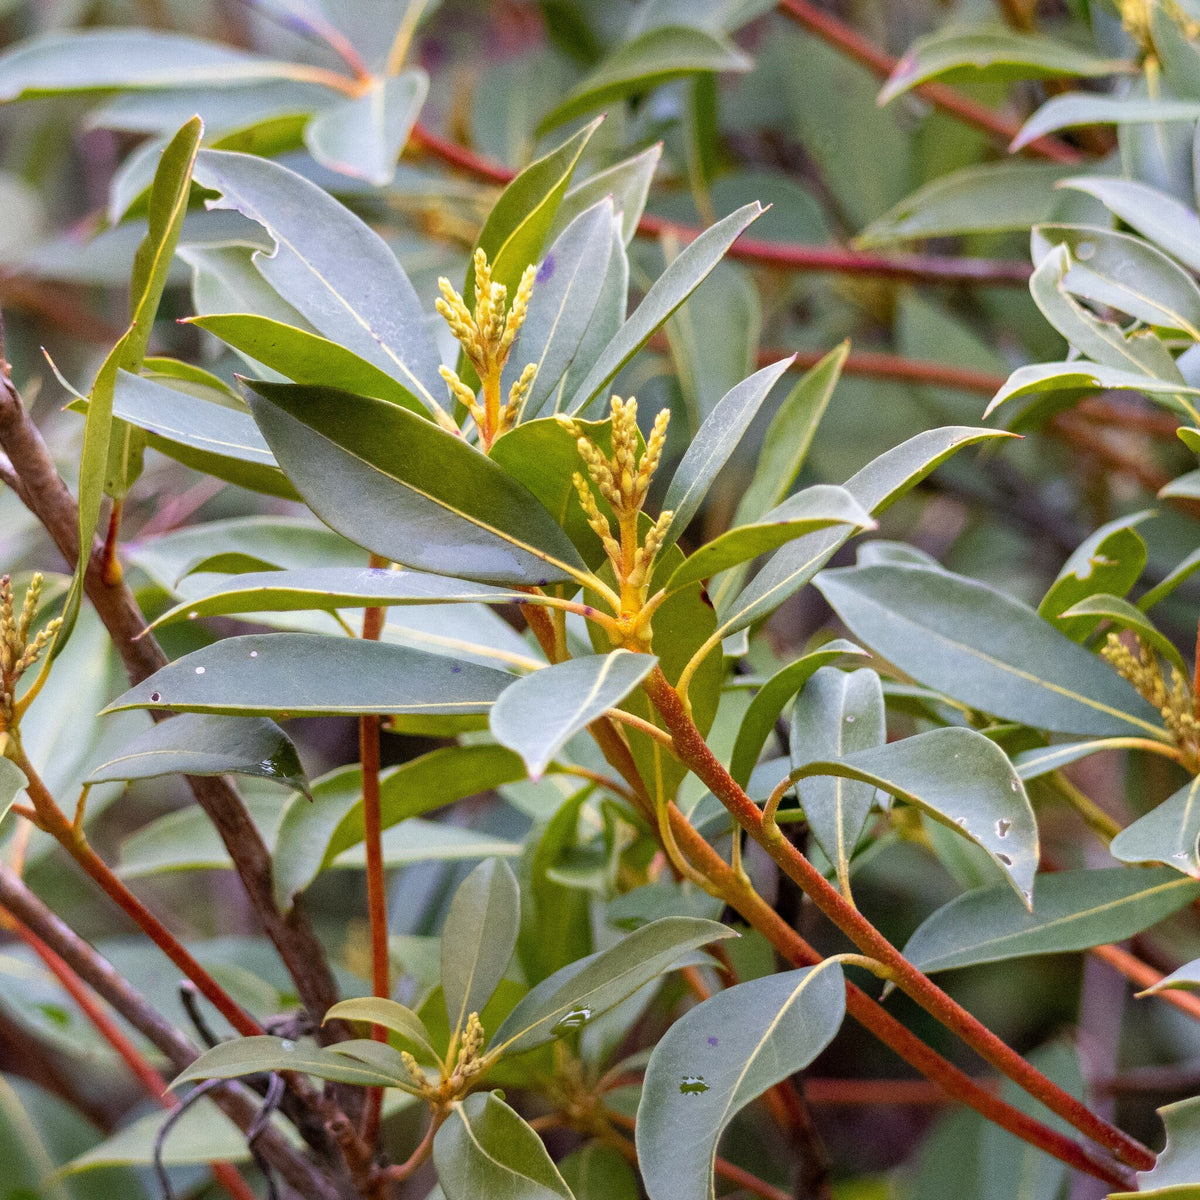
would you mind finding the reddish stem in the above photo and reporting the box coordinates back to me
[1092,943,1200,1024]
[642,666,1153,1176]
[100,500,124,587]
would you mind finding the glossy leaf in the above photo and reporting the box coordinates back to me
[489,917,735,1057]
[324,997,439,1062]
[815,562,1164,738]
[501,200,614,421]
[1058,593,1189,676]
[442,859,521,1040]
[171,1036,413,1089]
[859,161,1071,245]
[902,867,1200,973]
[539,25,752,133]
[187,314,426,412]
[245,381,587,585]
[303,70,428,186]
[660,356,794,551]
[880,26,1128,103]
[637,961,845,1200]
[1111,776,1200,877]
[1013,95,1200,151]
[192,150,445,413]
[665,485,873,591]
[567,203,764,414]
[433,1091,574,1200]
[718,427,1012,639]
[273,745,525,906]
[490,652,658,779]
[104,633,513,717]
[1110,1096,1200,1197]
[84,713,307,794]
[790,668,885,892]
[0,758,26,828]
[793,727,1038,902]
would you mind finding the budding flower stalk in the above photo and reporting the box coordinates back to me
[1,573,62,735]
[435,249,538,451]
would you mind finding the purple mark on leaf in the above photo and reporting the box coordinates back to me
[707,1036,719,1047]
[537,254,556,283]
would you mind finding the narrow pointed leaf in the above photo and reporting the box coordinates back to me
[1139,546,1200,611]
[902,867,1200,973]
[1111,776,1200,877]
[790,668,885,889]
[1058,594,1189,677]
[103,633,513,717]
[1012,738,1159,780]
[324,998,439,1061]
[489,917,736,1057]
[442,859,521,1040]
[85,713,307,794]
[1141,957,1200,994]
[490,652,658,779]
[192,150,444,412]
[637,961,846,1200]
[792,727,1038,902]
[0,758,26,827]
[729,640,868,788]
[552,144,661,245]
[814,562,1164,738]
[171,1036,411,1089]
[433,1092,575,1200]
[568,203,764,414]
[1013,95,1200,151]
[660,356,794,551]
[303,69,427,186]
[665,485,873,591]
[245,381,587,585]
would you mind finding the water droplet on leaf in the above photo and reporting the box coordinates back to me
[552,1007,592,1035]
[1076,240,1097,260]
[279,1039,296,1052]
[194,666,206,675]
[250,650,259,658]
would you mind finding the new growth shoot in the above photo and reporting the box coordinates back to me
[0,574,60,737]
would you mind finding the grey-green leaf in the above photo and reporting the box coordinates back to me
[1111,776,1200,877]
[902,867,1200,973]
[636,961,846,1200]
[1109,1096,1200,1197]
[0,757,26,828]
[103,633,513,717]
[171,1036,412,1089]
[324,997,440,1062]
[490,652,658,779]
[442,859,521,1041]
[1013,95,1200,151]
[85,713,307,794]
[814,562,1164,738]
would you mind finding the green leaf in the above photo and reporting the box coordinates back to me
[442,859,521,1041]
[467,118,600,313]
[1012,738,1160,780]
[84,713,308,794]
[192,150,445,414]
[880,26,1128,103]
[665,485,873,592]
[245,381,587,585]
[0,29,320,98]
[814,562,1164,738]
[103,633,513,717]
[717,427,1012,639]
[858,161,1071,246]
[0,758,26,828]
[1013,95,1200,151]
[303,69,427,186]
[490,652,659,779]
[489,917,736,1057]
[793,727,1038,902]
[552,144,661,246]
[790,668,885,893]
[1140,547,1200,611]
[660,357,794,552]
[636,961,846,1200]
[902,867,1200,973]
[1140,957,1200,994]
[729,640,868,788]
[502,201,615,421]
[559,1145,639,1200]
[170,1035,413,1089]
[1032,223,1200,337]
[1111,776,1200,877]
[1161,470,1200,501]
[1059,176,1200,274]
[1038,512,1150,641]
[1110,1096,1200,1197]
[273,744,525,906]
[187,314,426,413]
[433,1092,575,1200]
[324,997,439,1062]
[1058,593,1188,676]
[567,203,764,414]
[538,25,752,133]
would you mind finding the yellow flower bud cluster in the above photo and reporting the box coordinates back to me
[1102,632,1200,761]
[435,248,538,451]
[1,573,61,733]
[558,396,674,648]
[449,1011,487,1088]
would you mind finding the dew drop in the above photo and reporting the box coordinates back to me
[1010,779,1019,792]
[187,611,199,621]
[150,692,161,702]
[996,819,1011,838]
[259,760,278,775]
[845,715,856,723]
[279,1039,296,1052]
[552,1006,592,1036]
[194,666,206,675]
[679,1075,709,1095]
[249,650,259,658]
[1076,240,1097,260]
[997,853,1013,867]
